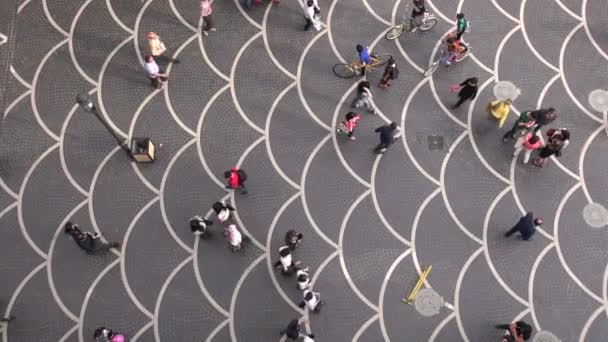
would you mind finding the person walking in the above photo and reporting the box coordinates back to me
[280,318,312,340]
[545,128,570,149]
[378,57,398,89]
[487,99,512,128]
[296,267,311,290]
[529,108,557,133]
[513,132,542,164]
[273,245,300,275]
[94,326,126,342]
[532,138,564,167]
[65,222,119,254]
[504,212,542,241]
[285,229,303,250]
[409,0,426,31]
[224,224,243,252]
[190,215,213,239]
[455,13,468,40]
[147,32,179,67]
[224,167,248,195]
[144,55,168,89]
[200,0,216,35]
[298,289,324,313]
[300,0,321,32]
[337,111,361,140]
[351,81,376,114]
[373,122,399,154]
[495,321,532,342]
[212,201,236,224]
[503,110,536,142]
[450,77,478,109]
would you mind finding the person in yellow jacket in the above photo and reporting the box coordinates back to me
[487,98,512,128]
[147,32,180,66]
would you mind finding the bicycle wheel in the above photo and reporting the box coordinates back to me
[385,26,404,40]
[455,47,471,63]
[424,61,439,77]
[419,17,437,31]
[333,63,357,79]
[374,54,392,66]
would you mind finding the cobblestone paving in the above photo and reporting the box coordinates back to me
[0,0,608,341]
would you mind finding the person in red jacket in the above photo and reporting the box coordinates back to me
[224,167,248,195]
[513,133,542,164]
[337,112,361,140]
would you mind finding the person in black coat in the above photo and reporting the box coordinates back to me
[451,77,478,109]
[373,122,399,154]
[64,222,119,254]
[530,108,557,133]
[504,212,543,241]
[190,216,213,239]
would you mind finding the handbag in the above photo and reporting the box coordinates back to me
[449,84,461,92]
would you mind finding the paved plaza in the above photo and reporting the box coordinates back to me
[1,0,608,340]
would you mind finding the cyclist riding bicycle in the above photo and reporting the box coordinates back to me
[410,0,426,32]
[442,35,466,65]
[356,44,372,75]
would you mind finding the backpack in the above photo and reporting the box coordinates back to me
[392,66,399,79]
[237,169,247,182]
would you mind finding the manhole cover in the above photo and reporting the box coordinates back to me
[414,288,443,317]
[582,202,608,228]
[533,331,560,342]
[589,89,608,112]
[493,81,520,101]
[427,135,444,150]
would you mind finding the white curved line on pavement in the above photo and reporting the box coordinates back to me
[233,0,264,31]
[603,261,608,317]
[119,197,159,319]
[0,202,18,221]
[105,0,134,34]
[296,29,332,132]
[378,249,412,342]
[361,0,391,26]
[559,23,603,123]
[528,242,555,331]
[264,82,303,190]
[228,253,266,342]
[440,130,484,245]
[558,0,583,21]
[305,249,339,334]
[133,0,155,68]
[0,176,18,201]
[68,0,99,85]
[162,34,200,138]
[261,4,296,80]
[553,182,604,303]
[326,0,346,63]
[197,17,232,82]
[466,77,511,184]
[338,189,380,312]
[78,258,121,341]
[389,0,425,74]
[410,187,442,290]
[493,25,521,80]
[58,324,79,342]
[429,311,457,342]
[159,138,197,254]
[42,0,69,37]
[581,0,607,61]
[129,320,153,342]
[194,84,236,188]
[9,66,32,89]
[426,0,454,25]
[96,35,134,139]
[300,134,340,249]
[47,199,89,323]
[454,246,484,342]
[4,262,47,319]
[370,153,411,246]
[353,314,380,342]
[578,126,603,203]
[265,191,307,313]
[491,0,519,23]
[229,31,267,135]
[193,229,231,317]
[169,0,197,33]
[428,76,467,128]
[18,144,60,260]
[59,99,92,197]
[205,319,230,342]
[17,0,33,13]
[578,305,605,342]
[152,255,194,342]
[30,39,68,142]
[399,77,442,186]
[482,186,529,306]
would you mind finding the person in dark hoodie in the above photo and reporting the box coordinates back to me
[504,212,543,241]
[65,222,119,254]
[373,122,400,154]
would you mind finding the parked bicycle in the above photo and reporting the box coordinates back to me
[424,37,471,76]
[385,6,438,40]
[333,52,392,79]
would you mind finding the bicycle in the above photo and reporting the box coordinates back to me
[385,6,438,40]
[332,53,392,79]
[423,42,471,77]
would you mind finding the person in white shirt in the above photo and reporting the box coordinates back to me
[273,246,300,275]
[298,289,324,313]
[212,201,235,224]
[143,55,168,89]
[300,0,321,31]
[224,224,242,252]
[147,32,179,66]
[296,268,311,290]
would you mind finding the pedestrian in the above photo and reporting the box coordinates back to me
[94,327,126,342]
[336,111,361,140]
[144,55,168,89]
[147,32,179,67]
[200,0,216,36]
[409,0,426,32]
[504,212,542,241]
[212,200,236,224]
[495,321,532,342]
[513,132,542,164]
[545,127,570,149]
[0,316,14,322]
[378,57,398,89]
[296,267,311,290]
[532,138,564,167]
[351,81,376,114]
[450,77,478,109]
[280,318,311,340]
[224,167,249,195]
[487,99,512,128]
[190,215,213,239]
[502,110,536,142]
[530,108,557,133]
[298,289,325,313]
[224,224,243,252]
[455,12,468,40]
[65,222,119,254]
[300,0,321,32]
[373,122,399,154]
[355,44,372,76]
[273,245,300,275]
[285,229,303,250]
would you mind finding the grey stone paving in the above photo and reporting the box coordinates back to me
[0,0,607,341]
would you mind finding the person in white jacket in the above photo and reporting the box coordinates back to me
[300,0,321,31]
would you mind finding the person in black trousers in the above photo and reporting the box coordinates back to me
[495,321,532,341]
[65,222,119,254]
[373,122,399,154]
[451,77,478,109]
[504,212,543,241]
[529,107,557,133]
[190,216,213,239]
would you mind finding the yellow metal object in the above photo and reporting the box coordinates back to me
[403,265,432,304]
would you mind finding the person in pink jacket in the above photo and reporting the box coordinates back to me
[513,133,542,164]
